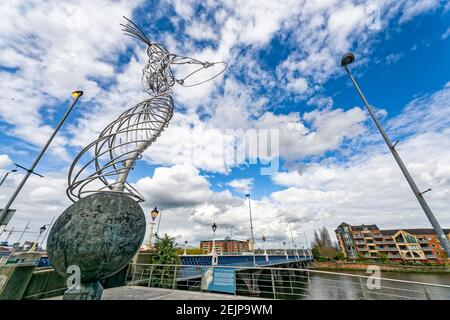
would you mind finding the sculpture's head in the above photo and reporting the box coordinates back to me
[121,16,227,94]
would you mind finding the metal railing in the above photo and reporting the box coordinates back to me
[126,263,450,300]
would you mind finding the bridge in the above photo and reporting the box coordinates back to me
[127,254,314,284]
[180,254,313,267]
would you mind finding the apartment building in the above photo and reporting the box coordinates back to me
[200,237,251,254]
[335,223,449,263]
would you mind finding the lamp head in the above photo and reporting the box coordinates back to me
[341,52,355,67]
[71,90,83,98]
[262,235,266,242]
[212,222,217,233]
[150,206,159,221]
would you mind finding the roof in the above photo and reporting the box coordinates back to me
[200,239,249,243]
[336,222,379,231]
[351,224,379,231]
[382,228,450,236]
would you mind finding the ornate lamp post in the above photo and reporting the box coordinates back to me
[283,241,288,259]
[262,235,267,256]
[262,235,269,262]
[341,52,450,256]
[211,222,217,254]
[0,169,17,187]
[183,240,188,256]
[146,207,159,249]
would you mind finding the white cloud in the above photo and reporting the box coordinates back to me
[271,83,450,238]
[0,154,12,169]
[226,178,254,194]
[0,0,142,159]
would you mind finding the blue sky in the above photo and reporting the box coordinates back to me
[0,0,449,248]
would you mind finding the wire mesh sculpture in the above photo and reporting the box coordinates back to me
[67,17,228,202]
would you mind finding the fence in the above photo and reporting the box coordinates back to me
[127,263,450,300]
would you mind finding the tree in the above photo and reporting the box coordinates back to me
[152,234,181,265]
[312,227,341,260]
[148,234,181,288]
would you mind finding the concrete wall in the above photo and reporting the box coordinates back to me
[22,268,66,300]
[0,264,35,300]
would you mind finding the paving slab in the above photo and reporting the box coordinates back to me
[49,286,266,300]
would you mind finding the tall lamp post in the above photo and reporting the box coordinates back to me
[341,52,450,256]
[245,194,256,267]
[183,240,188,256]
[0,91,83,235]
[283,241,288,259]
[146,207,159,248]
[30,224,47,252]
[288,222,299,258]
[155,207,165,238]
[304,232,311,258]
[0,169,17,187]
[211,222,217,254]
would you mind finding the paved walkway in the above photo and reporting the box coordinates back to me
[50,286,265,300]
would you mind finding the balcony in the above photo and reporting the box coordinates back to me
[418,239,429,244]
[377,247,399,251]
[425,254,437,259]
[388,254,401,258]
[421,246,433,251]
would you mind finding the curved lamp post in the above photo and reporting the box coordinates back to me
[0,91,83,235]
[341,52,450,256]
[0,169,17,187]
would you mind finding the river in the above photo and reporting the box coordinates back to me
[306,271,450,300]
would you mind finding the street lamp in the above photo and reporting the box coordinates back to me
[245,194,256,267]
[288,222,299,259]
[211,222,217,254]
[0,91,83,235]
[283,241,288,258]
[146,206,159,248]
[262,235,267,256]
[0,169,17,187]
[30,224,47,252]
[155,207,165,238]
[341,52,450,256]
[183,240,188,256]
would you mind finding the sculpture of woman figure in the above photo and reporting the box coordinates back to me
[67,17,227,202]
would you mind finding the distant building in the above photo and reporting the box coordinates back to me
[200,237,251,254]
[0,246,11,257]
[335,222,450,263]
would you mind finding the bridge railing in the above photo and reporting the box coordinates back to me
[126,263,450,300]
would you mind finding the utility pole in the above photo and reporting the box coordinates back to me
[341,53,450,256]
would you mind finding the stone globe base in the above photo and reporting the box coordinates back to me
[47,192,146,300]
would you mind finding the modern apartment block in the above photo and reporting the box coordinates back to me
[335,223,450,263]
[200,237,251,254]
